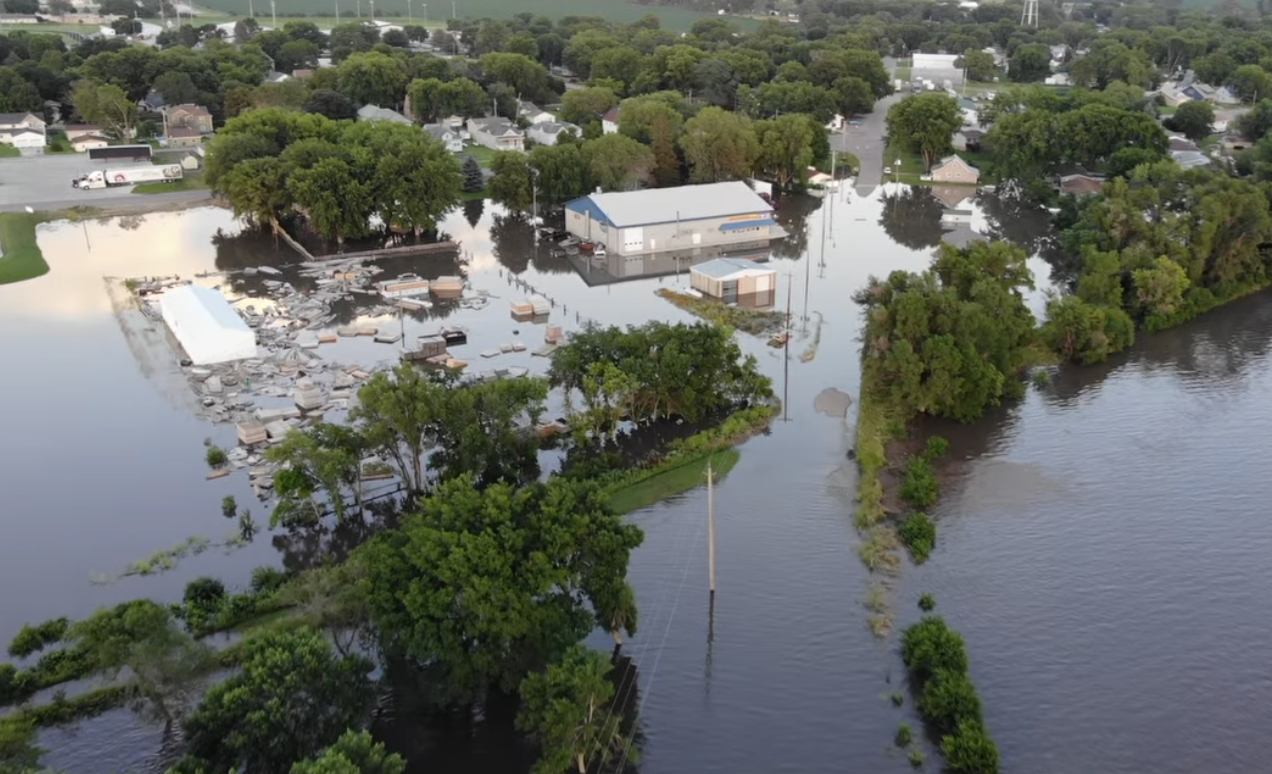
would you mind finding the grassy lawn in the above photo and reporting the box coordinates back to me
[132,172,208,194]
[0,143,18,158]
[0,212,49,286]
[609,450,740,515]
[1159,104,1177,117]
[458,143,497,167]
[882,143,927,184]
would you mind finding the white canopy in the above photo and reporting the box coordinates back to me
[160,285,257,365]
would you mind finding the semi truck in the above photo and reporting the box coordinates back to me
[72,165,183,190]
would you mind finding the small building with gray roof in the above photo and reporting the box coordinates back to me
[564,181,785,257]
[690,257,777,307]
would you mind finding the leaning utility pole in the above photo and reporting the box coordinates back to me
[707,462,716,595]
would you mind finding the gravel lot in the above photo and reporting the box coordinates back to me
[0,152,207,213]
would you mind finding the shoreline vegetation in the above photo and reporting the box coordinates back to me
[656,288,787,335]
[0,212,50,285]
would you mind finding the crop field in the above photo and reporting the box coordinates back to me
[188,0,728,31]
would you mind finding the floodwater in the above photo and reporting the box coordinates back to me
[0,184,1265,774]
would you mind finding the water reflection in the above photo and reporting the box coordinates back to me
[879,186,944,250]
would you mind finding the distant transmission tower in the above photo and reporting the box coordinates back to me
[1021,0,1039,28]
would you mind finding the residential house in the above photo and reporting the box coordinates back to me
[1168,136,1200,152]
[0,111,46,135]
[264,71,291,83]
[292,69,314,80]
[527,121,579,146]
[1172,150,1211,169]
[166,126,203,148]
[0,111,46,151]
[141,90,166,112]
[1045,73,1072,86]
[164,103,213,133]
[518,102,555,125]
[467,116,524,152]
[602,106,620,135]
[1059,174,1104,197]
[356,104,412,124]
[422,123,464,153]
[951,129,984,152]
[927,155,980,185]
[957,96,979,127]
[64,123,105,141]
[70,134,111,153]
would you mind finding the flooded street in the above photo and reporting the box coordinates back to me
[2,186,1268,774]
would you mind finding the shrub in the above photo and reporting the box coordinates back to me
[900,617,968,682]
[183,577,226,611]
[205,445,228,469]
[918,593,936,612]
[895,722,913,747]
[923,435,949,461]
[941,720,999,774]
[250,566,288,594]
[900,456,939,508]
[918,669,983,733]
[221,495,238,519]
[890,691,905,707]
[898,512,936,563]
[908,749,926,768]
[8,618,70,659]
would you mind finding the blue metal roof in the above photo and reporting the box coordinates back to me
[719,218,776,231]
[565,196,612,227]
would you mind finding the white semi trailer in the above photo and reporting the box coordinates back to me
[73,165,183,189]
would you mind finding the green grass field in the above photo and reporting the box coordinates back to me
[0,212,50,286]
[190,0,732,31]
[608,450,740,515]
[132,172,208,194]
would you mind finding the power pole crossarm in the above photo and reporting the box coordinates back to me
[707,462,716,595]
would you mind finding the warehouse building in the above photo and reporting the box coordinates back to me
[690,258,778,307]
[160,285,258,365]
[564,181,784,257]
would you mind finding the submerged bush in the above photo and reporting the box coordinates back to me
[900,617,968,682]
[908,749,926,768]
[899,512,936,563]
[923,435,949,461]
[900,456,939,508]
[918,669,983,733]
[941,720,999,774]
[918,593,936,612]
[8,618,70,659]
[205,445,228,469]
[249,566,288,594]
[895,722,913,747]
[183,577,226,612]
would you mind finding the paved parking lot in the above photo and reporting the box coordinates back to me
[0,152,205,213]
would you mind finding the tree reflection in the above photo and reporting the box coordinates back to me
[770,194,820,260]
[879,187,944,250]
[462,199,484,229]
[490,212,536,274]
[271,498,399,574]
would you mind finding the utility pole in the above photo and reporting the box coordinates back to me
[335,0,339,21]
[249,0,254,20]
[452,0,456,19]
[707,462,716,595]
[407,0,411,22]
[271,0,276,28]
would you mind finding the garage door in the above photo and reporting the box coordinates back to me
[623,227,643,252]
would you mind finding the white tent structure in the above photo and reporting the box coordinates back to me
[160,285,257,365]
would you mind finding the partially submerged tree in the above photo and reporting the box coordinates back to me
[291,730,405,774]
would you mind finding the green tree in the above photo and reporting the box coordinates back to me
[462,154,484,193]
[583,133,655,191]
[267,423,369,528]
[184,628,373,774]
[348,363,443,493]
[680,106,759,183]
[488,150,534,210]
[328,22,379,62]
[290,153,369,248]
[560,86,618,126]
[1007,43,1051,83]
[291,730,404,774]
[0,717,42,774]
[342,120,462,237]
[517,646,634,774]
[1229,64,1272,103]
[70,79,137,140]
[152,71,199,106]
[1235,98,1272,140]
[278,564,370,658]
[941,721,1000,774]
[900,616,969,682]
[304,89,357,120]
[918,669,983,733]
[960,49,996,82]
[358,475,642,704]
[529,143,590,203]
[336,51,408,108]
[1168,99,1214,142]
[1040,295,1135,364]
[833,76,875,116]
[885,93,961,170]
[1131,255,1190,326]
[754,114,818,191]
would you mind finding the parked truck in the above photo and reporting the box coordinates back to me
[72,165,182,190]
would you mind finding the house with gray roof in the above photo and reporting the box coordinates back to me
[690,257,777,307]
[357,104,412,124]
[564,181,786,257]
[527,121,579,146]
[422,123,464,153]
[466,116,524,151]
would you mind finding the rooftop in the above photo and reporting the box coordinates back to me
[357,104,411,123]
[0,111,41,125]
[168,126,202,138]
[691,257,775,280]
[567,181,773,229]
[166,103,211,116]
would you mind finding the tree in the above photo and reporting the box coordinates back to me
[329,22,379,62]
[582,133,655,191]
[278,39,320,73]
[1007,43,1051,83]
[303,88,357,120]
[348,364,443,493]
[336,51,408,108]
[358,475,642,704]
[1230,64,1272,103]
[152,71,198,106]
[2,0,38,12]
[111,18,142,36]
[941,721,1000,774]
[833,76,875,116]
[1131,255,1190,326]
[291,730,404,774]
[1167,99,1214,142]
[1040,295,1135,364]
[183,628,373,774]
[560,86,617,126]
[0,718,43,774]
[754,114,818,191]
[517,646,633,774]
[886,93,961,170]
[529,143,589,203]
[462,154,484,193]
[488,150,534,210]
[70,79,137,140]
[278,564,370,658]
[290,154,369,249]
[960,49,996,83]
[381,29,409,48]
[680,106,758,183]
[268,424,369,528]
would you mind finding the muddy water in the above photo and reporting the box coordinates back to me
[6,187,1264,774]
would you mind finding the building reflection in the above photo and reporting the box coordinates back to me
[566,241,776,286]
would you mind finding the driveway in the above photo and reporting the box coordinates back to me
[833,92,904,197]
[0,153,206,213]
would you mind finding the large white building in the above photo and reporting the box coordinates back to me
[564,181,784,257]
[160,285,258,365]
